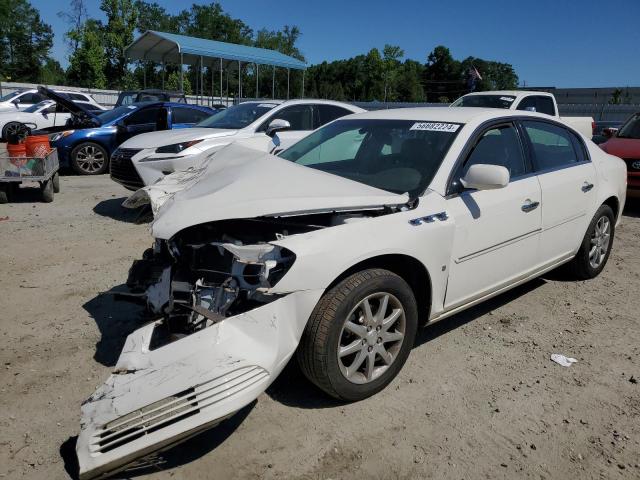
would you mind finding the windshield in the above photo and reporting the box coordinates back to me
[451,95,516,109]
[279,119,461,197]
[617,114,640,139]
[24,101,51,113]
[195,102,276,129]
[97,105,135,124]
[0,91,21,102]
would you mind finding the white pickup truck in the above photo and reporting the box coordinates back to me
[451,90,594,138]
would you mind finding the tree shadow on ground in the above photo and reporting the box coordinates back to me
[59,402,256,480]
[93,197,151,224]
[267,278,546,410]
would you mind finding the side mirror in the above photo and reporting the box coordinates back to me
[266,118,291,137]
[524,106,537,112]
[460,164,510,190]
[603,127,618,138]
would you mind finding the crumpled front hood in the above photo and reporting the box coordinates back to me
[121,127,237,148]
[149,143,409,239]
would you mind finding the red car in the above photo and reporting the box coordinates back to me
[600,113,640,198]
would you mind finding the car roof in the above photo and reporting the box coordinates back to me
[342,106,556,124]
[237,99,363,111]
[463,90,553,97]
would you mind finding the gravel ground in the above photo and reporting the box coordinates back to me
[0,175,638,480]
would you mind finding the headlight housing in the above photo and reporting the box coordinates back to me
[51,130,75,142]
[155,139,204,154]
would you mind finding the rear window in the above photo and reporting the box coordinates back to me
[451,95,516,109]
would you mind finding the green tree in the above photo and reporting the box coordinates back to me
[100,0,138,88]
[423,45,463,102]
[382,44,404,102]
[165,71,191,94]
[66,19,107,88]
[0,0,54,82]
[40,58,66,85]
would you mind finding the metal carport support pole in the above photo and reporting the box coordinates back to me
[255,63,259,98]
[302,69,305,99]
[161,61,165,89]
[238,61,242,101]
[219,58,223,105]
[272,66,275,99]
[210,62,214,106]
[287,69,290,100]
[200,56,204,105]
[180,53,184,92]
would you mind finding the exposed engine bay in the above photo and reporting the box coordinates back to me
[123,209,400,348]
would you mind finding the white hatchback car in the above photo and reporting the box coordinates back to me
[111,99,364,188]
[77,107,626,479]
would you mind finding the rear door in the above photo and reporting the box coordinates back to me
[170,107,211,129]
[519,119,598,263]
[444,122,542,309]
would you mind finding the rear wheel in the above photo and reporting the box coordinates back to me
[0,184,10,204]
[52,172,60,193]
[297,269,418,401]
[41,179,54,202]
[70,142,108,175]
[566,204,615,279]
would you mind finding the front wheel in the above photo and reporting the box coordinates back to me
[297,269,418,401]
[566,204,615,279]
[70,142,109,175]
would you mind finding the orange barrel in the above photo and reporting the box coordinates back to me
[25,135,51,158]
[7,143,27,158]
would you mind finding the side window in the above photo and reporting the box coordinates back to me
[522,120,579,171]
[124,107,160,126]
[266,105,314,131]
[44,105,56,114]
[462,124,527,179]
[516,96,536,112]
[19,93,43,105]
[172,107,210,124]
[56,103,70,113]
[536,96,556,116]
[68,93,87,101]
[316,104,353,128]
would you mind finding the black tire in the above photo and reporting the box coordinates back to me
[2,122,24,141]
[70,142,109,175]
[41,179,54,203]
[0,184,9,204]
[566,204,615,280]
[297,268,418,401]
[52,172,60,193]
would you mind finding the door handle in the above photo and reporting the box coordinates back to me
[582,182,594,192]
[521,200,540,212]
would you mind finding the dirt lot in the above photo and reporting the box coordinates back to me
[0,176,638,480]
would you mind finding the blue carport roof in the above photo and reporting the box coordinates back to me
[125,30,306,70]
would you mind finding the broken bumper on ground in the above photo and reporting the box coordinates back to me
[76,288,323,480]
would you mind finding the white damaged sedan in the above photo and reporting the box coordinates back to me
[77,107,626,478]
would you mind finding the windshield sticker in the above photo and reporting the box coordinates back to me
[500,96,515,102]
[410,122,460,132]
[257,103,277,108]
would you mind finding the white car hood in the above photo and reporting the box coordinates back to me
[121,127,238,148]
[143,143,409,239]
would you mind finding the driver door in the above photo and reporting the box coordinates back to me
[118,106,162,144]
[444,122,542,309]
[261,105,315,154]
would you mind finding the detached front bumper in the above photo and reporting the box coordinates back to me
[77,288,323,479]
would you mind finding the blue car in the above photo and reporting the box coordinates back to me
[40,88,216,175]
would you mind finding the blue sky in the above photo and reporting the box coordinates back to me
[32,0,640,88]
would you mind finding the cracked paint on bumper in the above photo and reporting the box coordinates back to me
[77,288,323,479]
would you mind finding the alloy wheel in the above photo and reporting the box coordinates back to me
[589,215,611,269]
[337,292,406,384]
[76,145,105,174]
